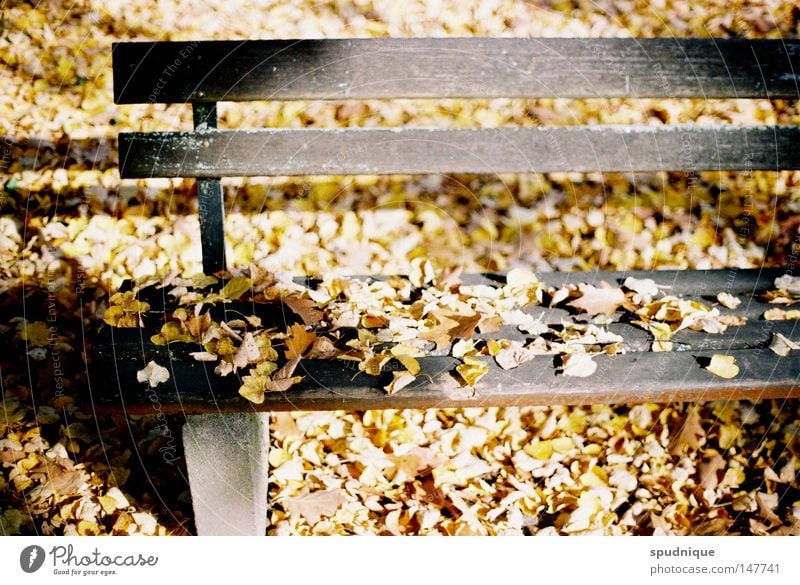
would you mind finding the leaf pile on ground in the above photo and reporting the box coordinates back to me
[1,0,799,535]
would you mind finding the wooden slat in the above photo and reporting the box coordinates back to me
[92,266,800,413]
[118,125,800,178]
[294,267,787,296]
[112,38,800,103]
[91,347,800,414]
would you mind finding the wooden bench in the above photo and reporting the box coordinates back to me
[96,38,800,535]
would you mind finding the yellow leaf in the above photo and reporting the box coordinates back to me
[705,354,739,379]
[191,273,219,288]
[360,351,391,376]
[391,346,423,375]
[527,440,553,460]
[151,321,195,345]
[19,321,50,347]
[551,437,574,454]
[456,356,489,387]
[103,291,150,328]
[238,361,279,404]
[219,277,252,301]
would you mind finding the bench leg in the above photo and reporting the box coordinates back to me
[182,412,270,535]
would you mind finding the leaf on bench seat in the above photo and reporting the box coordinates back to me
[705,354,740,379]
[136,361,170,388]
[568,283,626,317]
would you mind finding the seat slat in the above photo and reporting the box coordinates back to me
[92,347,800,414]
[112,38,800,103]
[119,125,800,178]
[91,267,799,414]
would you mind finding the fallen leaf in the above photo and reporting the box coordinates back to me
[623,277,660,298]
[670,406,706,454]
[284,489,345,525]
[769,332,800,357]
[238,361,279,404]
[717,292,741,309]
[705,354,739,379]
[764,308,800,320]
[306,336,340,359]
[264,356,303,392]
[285,324,317,359]
[409,257,435,287]
[384,371,416,394]
[568,284,626,317]
[390,344,422,375]
[494,341,537,370]
[19,321,50,347]
[102,292,150,328]
[284,295,324,326]
[136,361,170,388]
[562,353,597,377]
[774,274,800,294]
[233,332,260,370]
[698,451,726,490]
[219,277,252,301]
[456,356,489,387]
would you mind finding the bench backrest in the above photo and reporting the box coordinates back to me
[112,38,800,273]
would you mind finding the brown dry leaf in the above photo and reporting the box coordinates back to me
[477,314,503,334]
[755,492,782,527]
[285,323,317,359]
[284,295,324,326]
[568,284,626,317]
[769,332,800,357]
[306,336,340,359]
[698,451,726,490]
[421,310,481,350]
[233,331,260,370]
[285,489,346,525]
[670,407,706,455]
[705,354,739,379]
[265,356,303,392]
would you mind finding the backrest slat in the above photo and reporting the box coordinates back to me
[113,38,800,103]
[119,125,800,177]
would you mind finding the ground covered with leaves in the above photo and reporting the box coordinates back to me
[1,0,800,536]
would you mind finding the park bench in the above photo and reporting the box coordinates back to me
[95,38,800,535]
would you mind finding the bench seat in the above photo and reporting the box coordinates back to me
[91,267,800,414]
